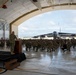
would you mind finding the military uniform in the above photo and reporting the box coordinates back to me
[9,32,17,54]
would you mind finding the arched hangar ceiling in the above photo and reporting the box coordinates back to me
[0,0,76,26]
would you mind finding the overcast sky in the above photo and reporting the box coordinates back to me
[18,10,76,38]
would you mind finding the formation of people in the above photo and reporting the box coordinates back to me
[22,38,76,52]
[0,31,76,54]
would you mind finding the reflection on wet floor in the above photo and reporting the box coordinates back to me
[1,47,76,75]
[18,47,76,75]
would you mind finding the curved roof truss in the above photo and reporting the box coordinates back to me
[0,0,76,26]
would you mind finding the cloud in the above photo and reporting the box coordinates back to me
[18,10,76,38]
[49,21,56,25]
[71,11,76,14]
[73,18,76,23]
[19,26,28,30]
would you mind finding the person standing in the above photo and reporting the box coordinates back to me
[9,31,17,54]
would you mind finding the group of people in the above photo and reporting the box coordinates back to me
[8,31,76,54]
[22,38,76,52]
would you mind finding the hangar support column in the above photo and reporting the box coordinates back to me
[10,23,18,38]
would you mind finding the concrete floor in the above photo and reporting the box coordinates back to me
[1,47,76,75]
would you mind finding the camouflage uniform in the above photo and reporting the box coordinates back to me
[9,32,17,53]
